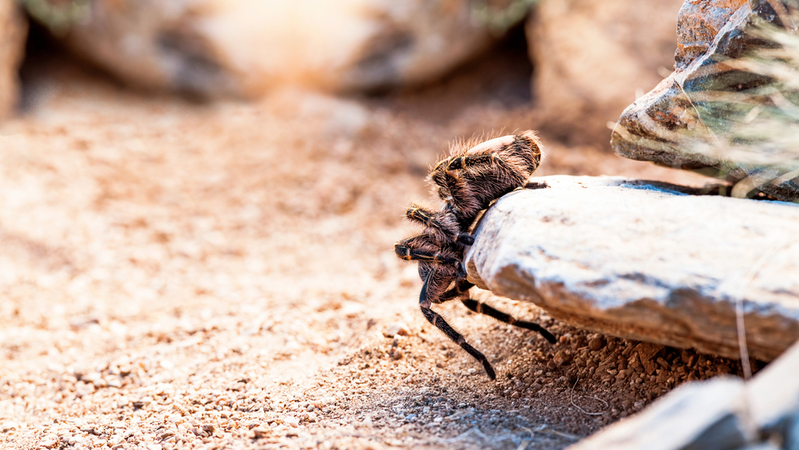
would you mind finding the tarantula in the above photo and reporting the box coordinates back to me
[395,131,556,380]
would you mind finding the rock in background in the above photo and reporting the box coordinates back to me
[611,0,799,202]
[29,0,517,97]
[527,0,684,145]
[0,1,28,120]
[569,339,799,450]
[464,176,799,362]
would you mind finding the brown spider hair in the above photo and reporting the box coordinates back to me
[394,130,554,380]
[431,131,543,229]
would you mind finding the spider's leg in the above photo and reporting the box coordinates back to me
[456,233,474,245]
[405,205,461,243]
[523,181,549,190]
[436,280,471,303]
[420,270,496,380]
[405,205,440,227]
[460,298,556,344]
[394,243,460,265]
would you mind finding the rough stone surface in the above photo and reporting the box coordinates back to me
[674,0,748,70]
[0,1,27,120]
[464,175,799,361]
[611,0,799,201]
[527,0,684,145]
[570,339,799,450]
[46,0,509,97]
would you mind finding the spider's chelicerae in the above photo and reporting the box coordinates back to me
[395,131,556,381]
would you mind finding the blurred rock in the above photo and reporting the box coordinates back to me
[568,378,752,450]
[0,1,27,120]
[44,0,515,97]
[749,339,799,442]
[611,0,799,202]
[464,175,799,361]
[570,340,799,450]
[527,0,684,145]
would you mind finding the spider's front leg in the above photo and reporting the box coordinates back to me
[394,235,460,265]
[405,204,474,245]
[420,268,497,380]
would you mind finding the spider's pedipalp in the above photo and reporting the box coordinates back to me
[395,234,460,265]
[394,245,459,265]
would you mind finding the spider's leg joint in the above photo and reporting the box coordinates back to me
[457,233,474,245]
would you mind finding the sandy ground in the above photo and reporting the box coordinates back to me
[0,46,752,450]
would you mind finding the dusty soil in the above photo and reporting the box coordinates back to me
[0,43,755,450]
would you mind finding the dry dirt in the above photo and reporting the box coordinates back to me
[0,43,756,450]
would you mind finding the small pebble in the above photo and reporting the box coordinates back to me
[588,336,606,351]
[553,350,572,367]
[40,435,58,448]
[252,427,270,439]
[383,323,410,338]
[75,381,95,397]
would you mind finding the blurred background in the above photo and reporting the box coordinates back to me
[0,1,719,448]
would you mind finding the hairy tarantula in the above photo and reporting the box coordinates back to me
[395,131,556,380]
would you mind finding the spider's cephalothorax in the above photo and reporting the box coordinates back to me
[394,131,555,381]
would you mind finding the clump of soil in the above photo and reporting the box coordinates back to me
[0,42,742,450]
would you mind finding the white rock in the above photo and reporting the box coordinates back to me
[465,175,799,361]
[568,378,752,450]
[570,339,799,450]
[749,339,799,437]
[55,0,509,96]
